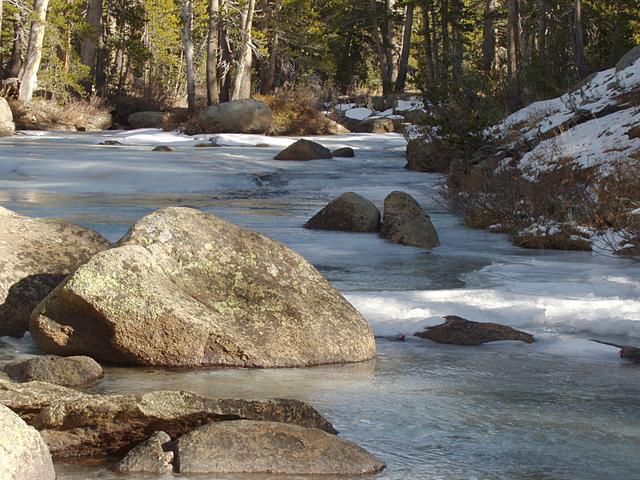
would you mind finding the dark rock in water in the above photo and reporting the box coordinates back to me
[0,379,336,459]
[0,206,111,337]
[275,139,333,161]
[29,207,376,367]
[415,315,535,345]
[332,147,355,158]
[375,335,406,342]
[4,355,103,387]
[305,192,381,233]
[99,140,122,145]
[174,420,385,475]
[152,145,174,152]
[380,191,439,248]
[621,346,640,363]
[0,404,56,480]
[116,431,174,473]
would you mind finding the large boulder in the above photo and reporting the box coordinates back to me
[4,355,103,387]
[0,97,15,137]
[0,207,111,337]
[0,379,335,458]
[175,420,384,475]
[379,191,439,248]
[274,139,333,161]
[0,404,56,480]
[30,207,376,367]
[305,192,381,233]
[415,315,535,345]
[199,99,272,134]
[406,136,462,173]
[79,112,113,131]
[128,111,171,129]
[616,46,640,72]
[116,431,174,473]
[355,117,394,133]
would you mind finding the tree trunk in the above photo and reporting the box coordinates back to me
[182,0,196,110]
[574,0,588,78]
[80,0,103,92]
[421,4,435,84]
[451,0,463,86]
[206,0,220,104]
[19,0,50,102]
[537,0,546,55]
[0,0,4,44]
[231,0,256,100]
[370,0,391,94]
[506,0,522,111]
[7,14,23,77]
[481,0,495,72]
[440,0,449,84]
[385,0,398,87]
[394,2,414,93]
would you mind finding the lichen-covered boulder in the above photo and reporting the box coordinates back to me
[415,315,535,345]
[4,355,103,387]
[274,139,333,161]
[305,192,380,233]
[30,207,375,367]
[0,97,16,137]
[0,404,56,480]
[174,420,385,475]
[379,192,439,248]
[199,99,272,134]
[0,206,111,337]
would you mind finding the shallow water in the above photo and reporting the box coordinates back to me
[1,131,639,479]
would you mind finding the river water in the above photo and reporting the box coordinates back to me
[1,131,639,480]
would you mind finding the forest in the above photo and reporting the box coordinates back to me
[0,0,638,121]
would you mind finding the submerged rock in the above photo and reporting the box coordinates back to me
[274,139,333,160]
[174,420,384,475]
[116,431,174,473]
[0,206,111,337]
[4,355,103,387]
[415,315,535,345]
[621,346,640,363]
[0,379,335,459]
[30,207,376,367]
[332,147,356,158]
[0,404,56,480]
[99,139,122,145]
[152,145,174,152]
[199,99,272,134]
[305,192,381,233]
[379,191,439,248]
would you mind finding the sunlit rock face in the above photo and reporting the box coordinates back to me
[30,207,376,367]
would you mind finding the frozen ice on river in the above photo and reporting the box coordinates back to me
[0,130,639,480]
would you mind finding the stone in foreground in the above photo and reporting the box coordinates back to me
[415,315,535,345]
[0,380,335,458]
[175,420,384,475]
[274,139,333,160]
[0,404,56,480]
[116,431,174,473]
[0,206,111,337]
[305,192,381,233]
[380,191,439,248]
[199,99,272,134]
[30,207,375,367]
[4,355,103,387]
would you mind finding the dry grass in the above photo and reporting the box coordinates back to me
[256,89,334,136]
[8,97,112,130]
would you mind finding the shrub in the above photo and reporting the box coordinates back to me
[8,97,112,130]
[255,88,333,136]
